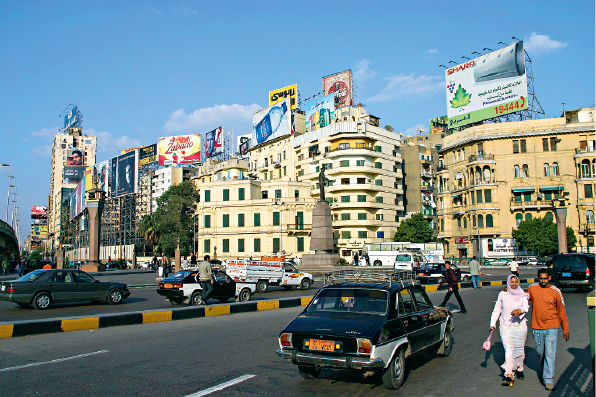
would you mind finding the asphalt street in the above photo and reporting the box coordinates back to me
[0,283,592,397]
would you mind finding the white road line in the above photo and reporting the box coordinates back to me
[0,350,109,373]
[184,374,256,397]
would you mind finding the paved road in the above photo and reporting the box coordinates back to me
[0,283,592,397]
[0,267,539,322]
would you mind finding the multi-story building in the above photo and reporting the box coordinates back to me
[436,108,595,258]
[151,166,198,212]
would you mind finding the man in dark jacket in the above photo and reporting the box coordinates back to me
[437,261,467,313]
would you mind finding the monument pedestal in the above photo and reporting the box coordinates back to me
[81,189,106,272]
[302,200,338,270]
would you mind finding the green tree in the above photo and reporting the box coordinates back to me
[28,248,43,269]
[393,213,434,243]
[139,181,199,257]
[512,216,577,256]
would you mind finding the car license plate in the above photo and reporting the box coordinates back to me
[309,339,335,352]
[164,283,172,288]
[562,272,571,277]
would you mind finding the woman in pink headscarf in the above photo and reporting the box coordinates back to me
[489,275,530,387]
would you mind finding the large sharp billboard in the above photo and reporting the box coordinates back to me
[305,93,336,132]
[445,41,528,128]
[269,84,298,110]
[109,150,138,198]
[323,70,353,108]
[205,127,223,159]
[252,98,291,146]
[158,135,201,165]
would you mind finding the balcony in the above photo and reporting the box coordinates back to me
[509,199,554,210]
[468,153,495,163]
[575,147,595,157]
[420,184,434,192]
[469,178,496,186]
[420,171,434,179]
[437,164,448,172]
[287,224,311,234]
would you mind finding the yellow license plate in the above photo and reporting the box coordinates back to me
[309,339,335,352]
[164,283,172,288]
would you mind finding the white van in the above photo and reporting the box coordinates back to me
[393,251,426,270]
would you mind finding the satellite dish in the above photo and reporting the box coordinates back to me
[384,125,394,132]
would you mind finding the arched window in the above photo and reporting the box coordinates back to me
[582,160,591,178]
[552,162,559,176]
[525,213,532,221]
[486,214,494,227]
[515,213,523,226]
[483,166,491,183]
[475,167,481,185]
[457,218,462,229]
[587,210,595,224]
[544,163,550,176]
[545,212,553,219]
[464,217,468,229]
[522,164,529,178]
[478,214,484,228]
[514,165,520,178]
[472,215,476,227]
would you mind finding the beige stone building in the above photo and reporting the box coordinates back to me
[436,108,595,258]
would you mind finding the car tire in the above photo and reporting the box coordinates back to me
[17,302,30,308]
[382,348,405,390]
[437,277,444,284]
[300,279,311,290]
[190,291,203,306]
[438,323,453,356]
[238,288,251,302]
[107,289,123,304]
[33,292,51,310]
[463,275,470,282]
[169,298,184,305]
[373,260,383,267]
[256,280,269,293]
[298,365,321,379]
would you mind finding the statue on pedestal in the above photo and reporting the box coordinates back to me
[318,168,330,202]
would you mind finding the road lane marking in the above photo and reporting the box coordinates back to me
[0,350,109,372]
[184,374,256,397]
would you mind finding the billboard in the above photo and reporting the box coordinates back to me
[66,148,84,165]
[305,93,336,132]
[269,84,298,110]
[70,177,86,220]
[139,144,157,167]
[85,160,108,194]
[110,150,138,198]
[31,206,48,219]
[64,106,80,130]
[237,134,251,156]
[252,98,291,146]
[121,146,142,155]
[205,127,223,159]
[63,166,86,184]
[323,70,353,108]
[445,41,528,128]
[158,135,201,165]
[30,224,48,238]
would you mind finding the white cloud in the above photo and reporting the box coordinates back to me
[24,126,60,141]
[427,48,438,54]
[85,128,142,154]
[353,59,376,83]
[152,6,162,14]
[366,73,443,102]
[31,144,53,157]
[173,4,197,15]
[524,32,567,53]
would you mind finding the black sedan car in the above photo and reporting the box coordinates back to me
[551,253,595,291]
[0,269,131,309]
[417,263,470,284]
[276,270,453,390]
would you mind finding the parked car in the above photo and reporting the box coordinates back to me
[485,258,511,266]
[0,269,130,309]
[551,253,595,291]
[417,263,470,284]
[157,269,255,305]
[276,270,454,390]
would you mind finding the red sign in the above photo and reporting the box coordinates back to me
[455,237,469,244]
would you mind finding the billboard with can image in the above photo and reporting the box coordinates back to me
[139,144,157,167]
[110,150,138,197]
[31,206,48,219]
[445,41,528,128]
[66,148,84,166]
[323,70,353,108]
[305,93,336,132]
[252,98,291,146]
[158,135,201,165]
[269,84,298,109]
[63,166,86,184]
[205,127,223,159]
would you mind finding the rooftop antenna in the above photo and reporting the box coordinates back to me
[462,56,470,60]
[439,65,446,69]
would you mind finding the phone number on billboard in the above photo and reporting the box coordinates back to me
[494,96,525,115]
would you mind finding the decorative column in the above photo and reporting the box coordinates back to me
[82,189,106,272]
[554,198,568,254]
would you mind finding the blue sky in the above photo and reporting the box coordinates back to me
[0,0,594,245]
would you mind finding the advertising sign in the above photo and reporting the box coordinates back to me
[269,84,298,110]
[70,177,86,220]
[429,116,449,135]
[205,127,223,159]
[64,106,79,130]
[85,160,108,194]
[158,135,201,165]
[252,98,291,146]
[323,70,353,108]
[121,146,142,155]
[445,41,528,128]
[110,150,138,198]
[305,93,336,132]
[139,144,157,167]
[31,224,48,238]
[454,237,469,244]
[63,166,86,184]
[66,148,84,166]
[31,206,48,219]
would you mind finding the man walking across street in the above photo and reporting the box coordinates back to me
[468,255,481,289]
[197,255,213,305]
[509,259,519,277]
[526,268,569,391]
[437,260,467,313]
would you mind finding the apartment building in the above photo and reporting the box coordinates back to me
[150,166,198,212]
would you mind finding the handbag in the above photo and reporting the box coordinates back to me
[482,331,493,351]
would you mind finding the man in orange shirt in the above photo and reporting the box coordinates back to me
[526,268,570,391]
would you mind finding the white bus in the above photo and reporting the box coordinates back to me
[362,242,444,268]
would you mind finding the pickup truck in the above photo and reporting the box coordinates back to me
[226,260,313,293]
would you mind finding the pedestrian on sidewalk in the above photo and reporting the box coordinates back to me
[161,253,170,277]
[469,255,481,289]
[437,260,467,313]
[190,252,197,267]
[181,256,188,270]
[509,259,519,278]
[525,268,570,391]
[490,275,529,387]
[197,255,213,305]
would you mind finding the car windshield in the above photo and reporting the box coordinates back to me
[420,264,434,270]
[395,254,411,262]
[554,255,591,270]
[307,288,388,315]
[164,271,193,281]
[18,270,45,282]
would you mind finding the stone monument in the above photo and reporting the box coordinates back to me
[81,188,107,272]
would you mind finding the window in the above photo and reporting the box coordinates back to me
[457,218,461,229]
[484,189,492,203]
[542,138,549,151]
[341,213,351,221]
[410,288,431,310]
[295,190,299,198]
[297,237,304,252]
[374,146,382,152]
[340,160,349,167]
[550,137,557,151]
[269,171,273,180]
[356,160,365,167]
[375,196,383,203]
[375,162,382,169]
[522,164,529,177]
[204,239,210,253]
[223,189,229,201]
[341,196,350,203]
[486,214,494,227]
[525,213,532,221]
[358,231,368,239]
[273,212,280,226]
[440,219,444,231]
[552,162,559,176]
[254,213,261,227]
[341,178,350,185]
[238,238,245,253]
[544,163,550,176]
[514,165,520,178]
[262,190,268,199]
[222,239,229,253]
[523,192,532,201]
[471,191,476,204]
[587,210,595,224]
[478,215,484,228]
[204,215,211,228]
[238,213,245,227]
[515,213,523,226]
[513,140,520,153]
[375,179,382,186]
[520,139,527,153]
[544,191,553,200]
[376,214,383,221]
[377,231,385,238]
[358,213,367,220]
[254,238,261,252]
[204,190,211,202]
[283,166,287,176]
[239,188,245,201]
[223,214,229,227]
[357,195,366,202]
[275,189,281,199]
[545,212,553,219]
[463,217,467,229]
[585,184,594,199]
[397,289,414,315]
[476,190,483,204]
[339,142,350,149]
[273,238,280,253]
[341,231,351,239]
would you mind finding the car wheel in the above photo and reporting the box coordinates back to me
[436,276,444,284]
[17,302,30,308]
[238,288,251,302]
[169,298,184,305]
[439,323,453,356]
[256,280,269,293]
[300,279,311,290]
[108,289,123,304]
[298,365,321,379]
[382,348,405,390]
[373,260,383,267]
[33,292,51,310]
[463,275,470,282]
[190,291,203,306]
